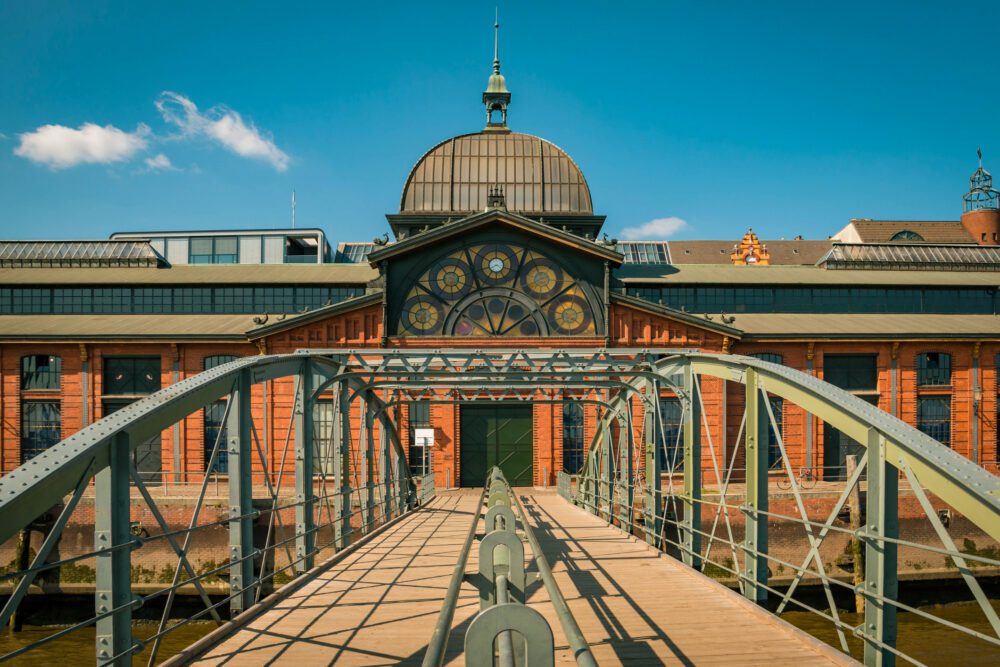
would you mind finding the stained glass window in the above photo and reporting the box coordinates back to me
[399,242,599,337]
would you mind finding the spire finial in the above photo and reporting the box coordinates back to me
[978,147,983,167]
[482,7,511,131]
[493,8,500,74]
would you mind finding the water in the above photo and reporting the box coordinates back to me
[0,621,216,666]
[783,600,1000,666]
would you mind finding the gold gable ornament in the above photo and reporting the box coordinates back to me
[730,229,770,265]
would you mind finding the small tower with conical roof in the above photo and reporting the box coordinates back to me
[483,10,511,132]
[961,149,1000,245]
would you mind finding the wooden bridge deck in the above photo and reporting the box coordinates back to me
[186,491,853,666]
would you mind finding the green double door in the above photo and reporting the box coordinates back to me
[460,404,533,487]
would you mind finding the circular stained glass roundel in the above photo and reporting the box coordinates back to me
[474,244,518,285]
[429,257,472,300]
[519,258,563,299]
[547,295,592,335]
[401,296,444,334]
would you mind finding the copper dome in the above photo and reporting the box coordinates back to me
[399,131,593,216]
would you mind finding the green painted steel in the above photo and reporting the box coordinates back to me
[464,603,555,667]
[227,369,256,615]
[681,364,701,569]
[863,429,898,666]
[294,362,315,572]
[94,432,133,666]
[742,369,769,605]
[479,530,525,607]
[459,404,533,487]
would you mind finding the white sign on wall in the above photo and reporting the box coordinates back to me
[414,428,435,448]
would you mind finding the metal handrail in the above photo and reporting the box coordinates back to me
[423,468,596,667]
[422,483,488,667]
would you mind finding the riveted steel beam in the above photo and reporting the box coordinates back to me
[227,369,255,615]
[863,429,898,667]
[742,369,769,605]
[95,432,133,666]
[294,360,315,573]
[681,365,702,569]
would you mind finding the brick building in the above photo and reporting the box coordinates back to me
[3,57,1000,489]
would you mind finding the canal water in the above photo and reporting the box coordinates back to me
[784,599,1000,665]
[2,601,998,664]
[0,621,216,665]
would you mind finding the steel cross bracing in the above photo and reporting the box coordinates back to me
[0,348,998,666]
[570,351,1000,667]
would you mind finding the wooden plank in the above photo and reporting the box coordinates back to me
[519,492,856,666]
[188,491,856,666]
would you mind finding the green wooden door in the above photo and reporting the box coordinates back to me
[459,405,533,487]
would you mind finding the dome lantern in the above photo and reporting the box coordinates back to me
[483,10,511,132]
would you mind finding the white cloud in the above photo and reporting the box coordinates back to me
[14,122,149,169]
[143,153,175,171]
[156,91,289,171]
[620,216,689,240]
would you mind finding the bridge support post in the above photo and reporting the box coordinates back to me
[335,381,353,548]
[682,365,702,569]
[227,369,256,615]
[742,369,769,605]
[95,431,134,665]
[863,429,898,666]
[618,395,634,531]
[644,378,662,548]
[600,413,613,523]
[380,402,394,520]
[294,361,315,573]
[363,397,376,531]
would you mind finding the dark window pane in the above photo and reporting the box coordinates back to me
[562,402,585,473]
[824,354,878,392]
[21,401,61,461]
[21,354,61,390]
[917,352,951,386]
[657,397,683,471]
[204,400,229,473]
[104,357,161,395]
[917,396,951,447]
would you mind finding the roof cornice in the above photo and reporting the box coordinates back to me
[368,209,623,265]
[611,293,743,338]
[246,292,383,339]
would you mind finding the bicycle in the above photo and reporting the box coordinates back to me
[776,466,818,490]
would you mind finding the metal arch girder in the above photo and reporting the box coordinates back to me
[674,352,1000,544]
[0,354,320,546]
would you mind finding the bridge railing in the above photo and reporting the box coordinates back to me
[0,354,420,666]
[424,467,596,667]
[571,352,1000,667]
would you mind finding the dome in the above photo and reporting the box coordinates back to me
[399,131,593,216]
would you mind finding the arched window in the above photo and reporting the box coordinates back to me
[20,354,63,463]
[917,352,951,386]
[562,402,585,473]
[21,354,61,390]
[204,355,239,473]
[398,242,601,337]
[890,230,924,241]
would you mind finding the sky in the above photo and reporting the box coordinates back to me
[1,1,998,243]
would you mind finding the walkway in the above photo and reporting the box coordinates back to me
[185,491,853,666]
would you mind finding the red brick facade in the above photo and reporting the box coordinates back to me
[3,299,996,489]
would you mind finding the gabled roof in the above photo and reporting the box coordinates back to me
[0,240,164,267]
[247,291,383,339]
[833,220,974,244]
[818,243,1000,271]
[611,293,743,338]
[668,240,832,265]
[367,208,624,265]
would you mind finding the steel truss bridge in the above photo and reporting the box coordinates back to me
[0,349,998,666]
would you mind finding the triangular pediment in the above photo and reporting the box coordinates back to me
[368,209,623,266]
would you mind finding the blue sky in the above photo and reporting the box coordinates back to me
[1,1,997,243]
